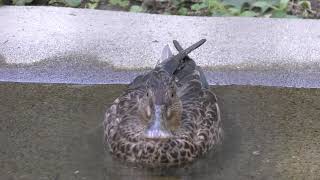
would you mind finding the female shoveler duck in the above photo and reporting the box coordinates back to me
[104,39,223,167]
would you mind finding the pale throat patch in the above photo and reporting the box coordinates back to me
[144,105,172,139]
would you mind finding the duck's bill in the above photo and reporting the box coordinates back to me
[144,105,172,139]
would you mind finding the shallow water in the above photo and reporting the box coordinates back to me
[0,83,319,180]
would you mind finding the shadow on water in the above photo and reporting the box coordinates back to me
[0,83,319,180]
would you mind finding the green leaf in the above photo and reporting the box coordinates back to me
[191,3,207,11]
[191,4,200,11]
[298,0,311,10]
[206,0,223,10]
[228,7,240,15]
[224,0,250,9]
[48,0,81,7]
[109,0,116,5]
[279,0,289,10]
[240,10,258,17]
[85,0,100,9]
[65,0,81,7]
[251,1,272,14]
[86,2,99,8]
[109,0,129,8]
[241,2,251,11]
[130,5,144,12]
[13,0,25,5]
[13,0,33,5]
[48,0,60,5]
[199,3,208,9]
[177,7,188,15]
[271,9,287,18]
[171,0,180,6]
[119,0,129,7]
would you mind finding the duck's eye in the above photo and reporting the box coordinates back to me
[146,92,149,97]
[171,93,174,98]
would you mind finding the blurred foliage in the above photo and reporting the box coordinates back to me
[109,0,129,8]
[48,0,81,7]
[12,0,33,5]
[6,0,320,18]
[130,5,144,12]
[123,0,317,18]
[189,0,292,17]
[84,0,100,8]
[9,0,99,8]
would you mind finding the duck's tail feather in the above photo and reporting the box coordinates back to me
[161,39,206,75]
[173,40,191,61]
[172,40,209,89]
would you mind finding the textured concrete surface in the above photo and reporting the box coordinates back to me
[1,6,320,87]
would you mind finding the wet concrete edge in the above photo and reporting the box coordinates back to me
[1,53,320,88]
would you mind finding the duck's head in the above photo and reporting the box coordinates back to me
[138,72,182,140]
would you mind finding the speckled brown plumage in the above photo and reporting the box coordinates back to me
[103,39,223,167]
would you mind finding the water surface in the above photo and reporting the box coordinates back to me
[0,83,319,180]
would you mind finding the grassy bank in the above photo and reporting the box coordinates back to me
[2,0,320,18]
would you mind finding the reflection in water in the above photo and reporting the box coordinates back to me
[0,83,319,180]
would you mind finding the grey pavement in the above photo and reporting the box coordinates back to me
[1,6,320,87]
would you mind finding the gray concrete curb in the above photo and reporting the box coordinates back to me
[1,6,320,87]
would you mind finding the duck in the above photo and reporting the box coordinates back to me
[103,39,223,167]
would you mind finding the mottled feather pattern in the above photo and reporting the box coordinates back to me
[104,70,223,167]
[103,40,223,167]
